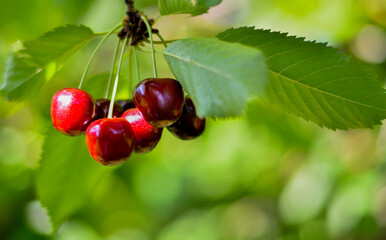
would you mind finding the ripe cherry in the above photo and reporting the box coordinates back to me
[122,108,163,153]
[115,99,136,111]
[51,88,96,136]
[134,78,184,127]
[95,99,124,119]
[168,97,206,140]
[85,118,135,166]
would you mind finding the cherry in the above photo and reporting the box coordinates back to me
[115,99,136,111]
[122,108,163,153]
[134,78,184,127]
[95,99,124,119]
[168,97,206,140]
[85,118,135,166]
[51,88,96,136]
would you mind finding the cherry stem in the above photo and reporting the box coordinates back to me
[153,15,162,26]
[108,37,129,119]
[155,32,168,48]
[141,15,158,78]
[105,39,121,99]
[78,23,122,89]
[127,46,133,96]
[132,46,140,84]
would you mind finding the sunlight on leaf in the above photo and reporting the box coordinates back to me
[1,25,98,101]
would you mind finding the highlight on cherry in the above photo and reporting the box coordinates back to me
[50,0,206,166]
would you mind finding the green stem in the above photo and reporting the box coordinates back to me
[153,15,162,26]
[132,46,140,84]
[105,39,121,99]
[141,15,158,78]
[78,23,122,89]
[127,46,133,97]
[155,32,168,48]
[108,37,129,119]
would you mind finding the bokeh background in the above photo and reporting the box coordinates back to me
[0,0,386,239]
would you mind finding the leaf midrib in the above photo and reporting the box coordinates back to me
[33,33,99,68]
[163,51,235,82]
[5,32,99,93]
[164,50,385,113]
[270,70,386,113]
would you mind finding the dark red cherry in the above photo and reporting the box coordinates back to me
[115,99,136,111]
[51,88,96,136]
[122,108,163,153]
[134,78,184,127]
[95,99,124,119]
[85,118,135,166]
[167,97,205,140]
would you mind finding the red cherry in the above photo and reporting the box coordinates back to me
[122,108,163,153]
[134,78,184,127]
[95,99,124,119]
[115,99,136,111]
[168,97,206,140]
[51,88,96,136]
[85,118,134,166]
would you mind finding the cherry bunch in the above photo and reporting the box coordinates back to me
[51,78,205,166]
[50,0,205,166]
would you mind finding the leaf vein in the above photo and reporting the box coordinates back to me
[270,70,386,113]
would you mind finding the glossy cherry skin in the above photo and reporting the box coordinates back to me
[167,97,206,140]
[51,88,96,136]
[115,99,136,111]
[95,99,124,119]
[85,118,135,166]
[134,78,184,127]
[122,108,163,153]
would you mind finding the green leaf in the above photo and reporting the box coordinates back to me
[21,25,96,65]
[36,128,110,230]
[2,53,47,100]
[159,0,222,16]
[1,25,98,101]
[163,38,268,118]
[217,27,386,130]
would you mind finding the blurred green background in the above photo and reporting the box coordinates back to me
[0,0,386,239]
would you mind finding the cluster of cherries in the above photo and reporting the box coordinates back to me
[51,78,205,166]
